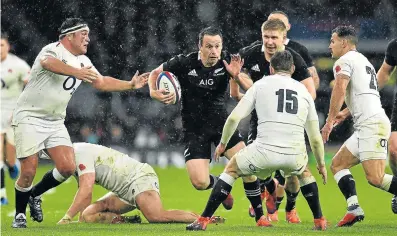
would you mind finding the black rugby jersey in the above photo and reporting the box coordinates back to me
[385,38,397,67]
[162,51,233,130]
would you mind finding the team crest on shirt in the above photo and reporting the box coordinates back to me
[8,69,12,73]
[78,164,86,171]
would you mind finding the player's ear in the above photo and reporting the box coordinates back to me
[270,66,275,75]
[290,65,295,74]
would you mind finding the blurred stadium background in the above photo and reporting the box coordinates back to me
[2,0,397,167]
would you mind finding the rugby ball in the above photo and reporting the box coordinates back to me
[156,71,182,104]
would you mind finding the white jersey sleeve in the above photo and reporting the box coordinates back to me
[333,57,353,78]
[74,144,96,176]
[306,95,318,122]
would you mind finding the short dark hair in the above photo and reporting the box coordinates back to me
[332,25,358,45]
[269,10,289,21]
[58,18,88,39]
[270,50,294,73]
[198,26,223,46]
[1,32,9,41]
[262,19,287,32]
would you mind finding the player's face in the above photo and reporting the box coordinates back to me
[268,14,290,31]
[71,30,90,55]
[0,39,10,61]
[262,30,284,55]
[329,33,343,58]
[199,35,222,67]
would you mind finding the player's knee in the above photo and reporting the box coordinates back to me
[20,167,36,182]
[330,159,341,174]
[191,178,210,190]
[57,162,76,177]
[366,174,383,188]
[81,211,95,223]
[145,210,164,223]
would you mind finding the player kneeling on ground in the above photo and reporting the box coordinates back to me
[186,50,327,231]
[55,143,203,224]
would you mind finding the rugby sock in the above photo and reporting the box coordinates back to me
[31,168,66,198]
[8,165,16,173]
[300,176,323,219]
[1,168,6,199]
[206,174,219,190]
[264,178,277,194]
[274,170,286,186]
[259,178,269,193]
[334,169,358,207]
[15,184,32,216]
[381,174,397,195]
[201,173,235,217]
[276,196,284,210]
[285,190,299,212]
[244,179,264,222]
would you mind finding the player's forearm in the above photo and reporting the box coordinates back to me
[377,67,392,90]
[220,116,240,145]
[66,189,93,219]
[301,77,317,100]
[40,56,79,77]
[235,73,253,91]
[308,66,320,90]
[149,67,162,92]
[305,120,325,166]
[93,76,132,92]
[327,83,346,123]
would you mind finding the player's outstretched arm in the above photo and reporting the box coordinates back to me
[322,74,350,143]
[234,72,253,92]
[148,64,176,104]
[377,61,394,90]
[91,71,149,92]
[58,173,95,225]
[308,66,320,90]
[40,56,98,83]
[305,120,326,184]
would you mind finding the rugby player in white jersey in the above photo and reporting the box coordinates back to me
[0,32,30,205]
[323,25,396,227]
[52,143,201,225]
[11,18,149,228]
[186,50,327,231]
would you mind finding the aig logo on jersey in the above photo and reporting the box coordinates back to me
[199,78,214,86]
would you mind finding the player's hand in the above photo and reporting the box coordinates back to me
[321,121,334,143]
[57,215,72,225]
[150,89,175,105]
[214,143,226,162]
[334,111,348,126]
[130,71,150,90]
[317,164,327,184]
[74,66,99,83]
[223,54,244,79]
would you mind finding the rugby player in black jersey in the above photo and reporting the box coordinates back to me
[236,19,324,225]
[148,27,264,220]
[240,10,320,89]
[371,38,397,214]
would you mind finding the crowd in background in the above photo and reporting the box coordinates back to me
[2,0,397,155]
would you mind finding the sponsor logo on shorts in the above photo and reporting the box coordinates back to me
[249,164,257,172]
[154,182,159,189]
[380,138,387,148]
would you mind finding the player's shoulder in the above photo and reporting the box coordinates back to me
[387,38,397,50]
[41,42,61,51]
[287,39,308,52]
[8,54,30,68]
[239,43,261,57]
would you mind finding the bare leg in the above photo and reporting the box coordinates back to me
[5,140,16,167]
[137,190,198,223]
[81,193,134,223]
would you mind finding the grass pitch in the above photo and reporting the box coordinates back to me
[1,158,396,235]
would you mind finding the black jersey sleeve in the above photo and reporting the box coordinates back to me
[239,40,261,56]
[162,54,188,77]
[385,39,397,66]
[294,44,314,67]
[290,50,311,82]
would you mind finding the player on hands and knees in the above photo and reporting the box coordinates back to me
[11,18,149,228]
[0,32,30,205]
[149,27,258,211]
[55,143,201,225]
[323,25,395,227]
[376,38,397,214]
[237,19,320,223]
[186,51,327,231]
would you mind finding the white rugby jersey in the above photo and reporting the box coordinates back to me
[333,50,385,125]
[243,74,318,154]
[12,42,98,127]
[73,143,147,195]
[1,53,30,111]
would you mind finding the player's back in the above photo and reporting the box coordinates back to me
[333,51,385,125]
[73,143,147,194]
[253,74,314,154]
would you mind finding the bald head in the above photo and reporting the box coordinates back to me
[268,11,290,31]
